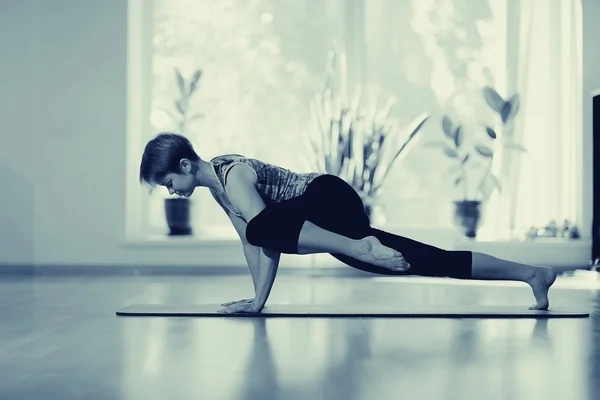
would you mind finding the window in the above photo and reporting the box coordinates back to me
[129,0,583,241]
[146,0,348,237]
[357,0,508,229]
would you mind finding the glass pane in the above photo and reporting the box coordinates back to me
[148,0,347,236]
[360,0,506,227]
[146,0,507,236]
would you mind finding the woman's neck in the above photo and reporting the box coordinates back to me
[194,160,221,190]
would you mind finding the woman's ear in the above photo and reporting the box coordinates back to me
[179,158,192,173]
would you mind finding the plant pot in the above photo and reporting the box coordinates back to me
[164,198,192,236]
[454,200,482,238]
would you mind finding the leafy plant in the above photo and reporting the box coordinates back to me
[162,67,204,134]
[428,86,526,201]
[153,67,204,200]
[306,44,429,211]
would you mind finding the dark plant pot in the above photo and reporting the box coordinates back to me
[164,198,192,236]
[454,200,482,238]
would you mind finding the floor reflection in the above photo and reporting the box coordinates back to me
[0,274,596,400]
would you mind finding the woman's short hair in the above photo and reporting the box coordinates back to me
[139,132,200,187]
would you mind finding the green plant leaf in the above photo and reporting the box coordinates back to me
[480,178,494,199]
[175,99,186,115]
[504,143,527,152]
[485,126,497,139]
[479,173,502,201]
[192,69,202,83]
[483,86,505,113]
[442,116,454,139]
[475,144,493,158]
[469,161,484,175]
[371,113,429,192]
[488,174,502,193]
[437,164,462,185]
[445,164,462,175]
[505,93,520,122]
[188,113,204,121]
[189,69,202,95]
[444,147,458,158]
[500,102,512,124]
[175,68,186,95]
[178,120,187,134]
[454,125,463,147]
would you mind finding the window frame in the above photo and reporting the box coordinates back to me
[124,0,592,270]
[125,0,153,241]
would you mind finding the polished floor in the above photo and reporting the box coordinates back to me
[0,270,598,400]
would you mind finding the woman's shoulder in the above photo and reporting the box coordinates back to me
[210,153,321,176]
[209,154,266,181]
[209,153,247,163]
[210,154,275,169]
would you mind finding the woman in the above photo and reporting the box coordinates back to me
[139,133,557,313]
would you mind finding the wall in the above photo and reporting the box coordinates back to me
[0,0,595,268]
[1,0,243,267]
[1,1,38,264]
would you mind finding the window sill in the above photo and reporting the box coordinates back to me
[121,227,592,269]
[122,226,241,247]
[122,234,240,248]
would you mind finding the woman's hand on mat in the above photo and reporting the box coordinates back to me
[221,298,254,307]
[218,301,261,314]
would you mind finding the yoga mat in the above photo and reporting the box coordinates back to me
[116,304,589,318]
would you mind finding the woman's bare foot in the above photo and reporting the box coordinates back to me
[527,266,557,310]
[354,236,411,271]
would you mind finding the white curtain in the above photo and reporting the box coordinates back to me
[485,0,582,238]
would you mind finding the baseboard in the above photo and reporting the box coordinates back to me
[0,264,588,277]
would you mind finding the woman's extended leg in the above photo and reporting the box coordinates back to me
[365,228,557,309]
[470,252,556,310]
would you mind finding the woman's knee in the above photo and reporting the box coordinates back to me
[244,208,305,253]
[245,215,264,247]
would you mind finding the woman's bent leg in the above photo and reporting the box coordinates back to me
[244,175,407,270]
[244,174,470,278]
[244,196,307,254]
[245,203,408,270]
[296,221,359,255]
[297,221,409,270]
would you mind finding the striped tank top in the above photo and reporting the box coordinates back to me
[208,154,323,220]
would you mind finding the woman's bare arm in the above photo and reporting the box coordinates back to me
[224,165,281,310]
[226,211,262,295]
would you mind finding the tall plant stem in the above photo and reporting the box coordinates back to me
[460,164,468,200]
[476,158,494,200]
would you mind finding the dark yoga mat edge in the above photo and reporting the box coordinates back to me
[115,304,590,318]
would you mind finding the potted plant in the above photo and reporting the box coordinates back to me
[163,67,203,236]
[306,44,429,222]
[429,86,525,238]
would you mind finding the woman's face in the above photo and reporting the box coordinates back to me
[163,172,196,197]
